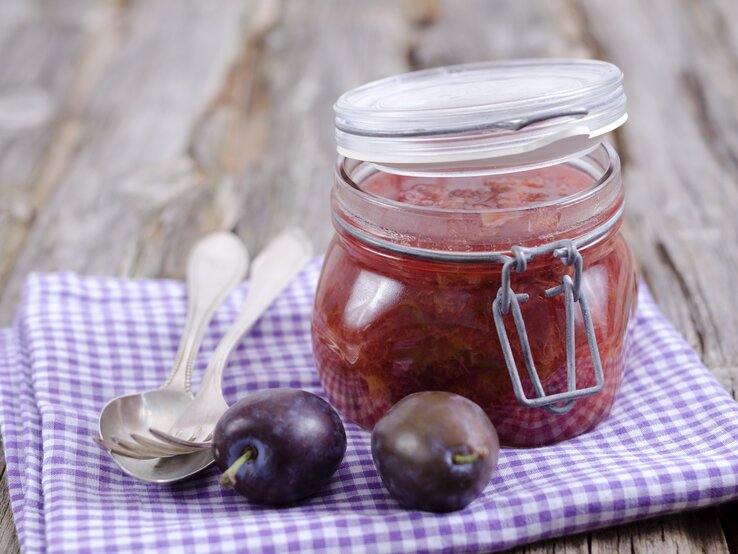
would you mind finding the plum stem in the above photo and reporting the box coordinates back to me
[453,447,489,464]
[220,447,256,487]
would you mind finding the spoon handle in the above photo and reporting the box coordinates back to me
[196,228,313,398]
[163,232,249,392]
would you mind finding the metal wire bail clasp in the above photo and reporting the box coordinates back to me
[491,242,605,415]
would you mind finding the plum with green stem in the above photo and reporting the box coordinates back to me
[213,388,347,504]
[371,391,499,512]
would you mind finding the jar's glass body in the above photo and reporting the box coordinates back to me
[312,144,638,447]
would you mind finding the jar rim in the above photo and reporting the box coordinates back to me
[336,142,619,217]
[332,143,624,260]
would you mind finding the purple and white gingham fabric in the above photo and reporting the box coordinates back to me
[1,258,738,553]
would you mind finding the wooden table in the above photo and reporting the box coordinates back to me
[1,0,736,551]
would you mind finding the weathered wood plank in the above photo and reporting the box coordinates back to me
[0,0,249,322]
[0,0,99,323]
[0,447,19,554]
[516,509,730,554]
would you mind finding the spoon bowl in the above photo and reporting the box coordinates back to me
[99,388,195,451]
[98,384,216,482]
[100,393,215,480]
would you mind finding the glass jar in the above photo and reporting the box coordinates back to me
[311,60,638,447]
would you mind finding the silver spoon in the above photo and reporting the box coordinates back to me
[95,232,249,482]
[129,228,312,461]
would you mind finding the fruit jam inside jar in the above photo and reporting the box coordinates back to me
[312,60,638,447]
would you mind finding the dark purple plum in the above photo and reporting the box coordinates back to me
[371,391,499,512]
[212,388,346,504]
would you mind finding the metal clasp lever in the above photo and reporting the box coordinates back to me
[491,242,605,415]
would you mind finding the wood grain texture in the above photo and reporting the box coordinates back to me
[0,0,248,320]
[0,448,19,554]
[0,0,736,552]
[0,0,94,315]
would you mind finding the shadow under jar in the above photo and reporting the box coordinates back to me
[312,59,638,447]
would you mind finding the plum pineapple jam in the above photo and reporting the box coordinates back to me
[311,60,638,446]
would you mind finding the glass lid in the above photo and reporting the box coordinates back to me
[334,59,627,173]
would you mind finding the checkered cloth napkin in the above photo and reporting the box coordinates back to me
[1,259,738,553]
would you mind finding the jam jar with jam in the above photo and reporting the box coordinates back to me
[312,59,638,446]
